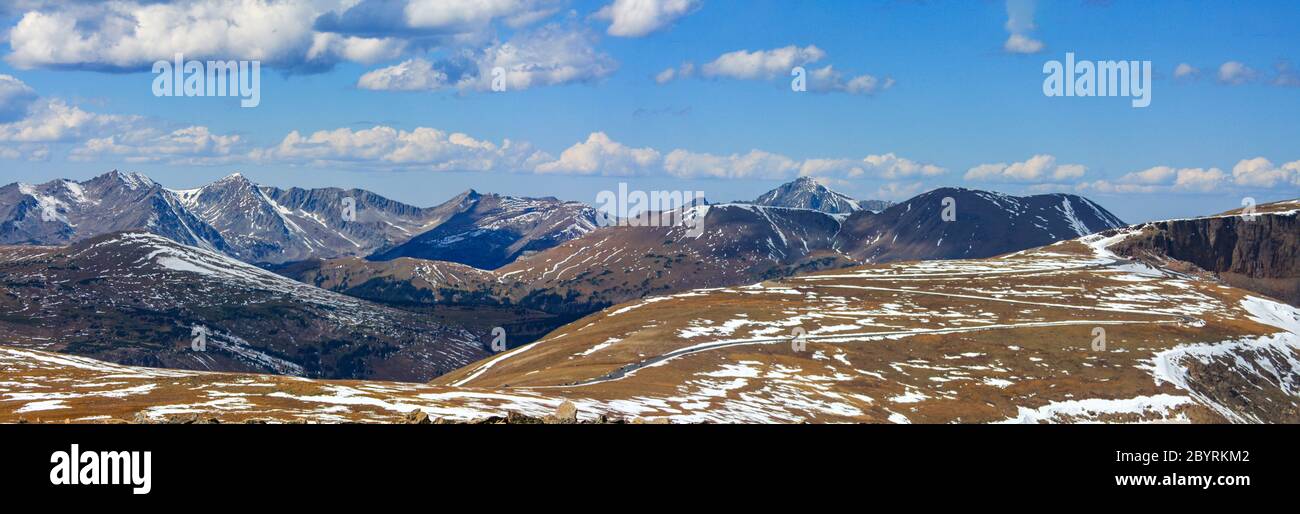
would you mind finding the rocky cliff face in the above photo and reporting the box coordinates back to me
[1111,206,1299,306]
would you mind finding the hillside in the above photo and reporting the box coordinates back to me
[6,208,1297,423]
[0,232,490,381]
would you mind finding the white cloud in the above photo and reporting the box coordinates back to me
[252,125,540,172]
[1118,166,1177,185]
[593,0,698,37]
[307,33,407,65]
[1172,167,1226,192]
[664,149,799,179]
[533,133,941,180]
[702,45,827,80]
[70,126,245,164]
[863,153,947,178]
[1003,34,1044,54]
[357,24,616,92]
[0,143,49,161]
[4,0,561,72]
[654,67,678,84]
[534,132,661,175]
[7,1,324,70]
[808,66,893,96]
[357,58,450,91]
[964,154,1085,183]
[1232,157,1300,188]
[1074,160,1300,194]
[1218,61,1258,85]
[666,45,890,95]
[802,153,945,179]
[1074,180,1160,194]
[654,62,694,84]
[0,99,145,143]
[1002,0,1044,54]
[1116,166,1227,193]
[479,25,617,90]
[1173,63,1199,80]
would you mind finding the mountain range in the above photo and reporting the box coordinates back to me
[3,202,1295,423]
[282,186,1127,318]
[2,170,596,267]
[0,172,1132,385]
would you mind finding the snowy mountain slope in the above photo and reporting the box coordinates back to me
[369,190,598,270]
[0,231,489,381]
[0,170,229,251]
[1,171,600,268]
[750,176,865,214]
[174,173,445,264]
[836,187,1126,262]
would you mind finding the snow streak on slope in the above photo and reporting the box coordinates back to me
[1146,296,1300,423]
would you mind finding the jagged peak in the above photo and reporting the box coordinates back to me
[214,172,253,184]
[95,169,157,190]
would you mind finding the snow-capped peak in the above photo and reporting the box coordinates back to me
[752,176,864,214]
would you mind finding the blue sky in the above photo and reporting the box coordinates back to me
[0,0,1297,222]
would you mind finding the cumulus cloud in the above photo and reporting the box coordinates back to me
[1073,180,1159,195]
[1173,63,1199,80]
[964,154,1085,183]
[4,0,559,72]
[1095,165,1228,193]
[534,132,940,181]
[534,132,661,175]
[807,65,894,96]
[1172,167,1227,191]
[1218,61,1259,85]
[1002,0,1044,54]
[70,126,245,165]
[702,45,826,80]
[1117,165,1176,185]
[1003,34,1044,54]
[357,58,452,91]
[1232,157,1300,188]
[250,125,543,171]
[797,153,945,179]
[0,99,146,143]
[660,45,891,95]
[1074,158,1300,194]
[357,24,616,91]
[7,1,325,70]
[593,0,698,37]
[664,149,799,179]
[654,62,694,84]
